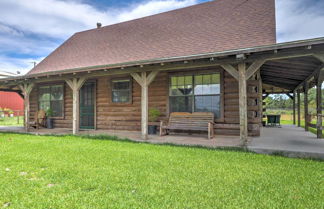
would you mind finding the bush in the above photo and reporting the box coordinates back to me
[148,108,161,122]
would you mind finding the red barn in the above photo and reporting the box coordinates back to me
[0,91,24,116]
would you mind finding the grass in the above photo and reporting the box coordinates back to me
[0,133,323,208]
[0,116,23,126]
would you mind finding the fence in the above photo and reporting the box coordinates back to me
[0,110,24,126]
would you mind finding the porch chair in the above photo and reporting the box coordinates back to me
[29,110,46,129]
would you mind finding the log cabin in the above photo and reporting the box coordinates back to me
[1,0,324,145]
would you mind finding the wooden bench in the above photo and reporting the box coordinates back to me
[159,112,214,139]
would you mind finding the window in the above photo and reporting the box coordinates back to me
[112,79,131,103]
[169,73,221,118]
[38,84,64,117]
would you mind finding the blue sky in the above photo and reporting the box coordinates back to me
[0,0,324,74]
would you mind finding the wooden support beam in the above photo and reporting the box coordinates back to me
[220,64,239,80]
[131,70,160,140]
[19,83,34,132]
[286,93,294,100]
[65,77,87,134]
[304,82,309,131]
[246,59,265,80]
[257,70,263,125]
[293,64,324,92]
[297,90,301,127]
[293,91,296,125]
[238,63,248,146]
[316,80,322,138]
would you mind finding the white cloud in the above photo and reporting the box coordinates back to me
[0,0,198,74]
[276,0,324,42]
[0,0,197,39]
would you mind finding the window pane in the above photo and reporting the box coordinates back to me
[194,95,220,118]
[112,79,131,103]
[178,85,192,95]
[51,85,63,100]
[210,84,220,94]
[177,76,185,85]
[112,91,129,103]
[39,101,50,111]
[169,96,192,113]
[185,76,192,85]
[203,74,211,84]
[112,80,130,90]
[195,75,202,85]
[170,86,181,96]
[39,86,50,101]
[194,73,220,95]
[51,100,63,117]
[39,85,63,117]
[171,77,177,86]
[211,74,220,84]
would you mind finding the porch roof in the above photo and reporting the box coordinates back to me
[1,37,324,94]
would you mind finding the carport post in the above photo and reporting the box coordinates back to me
[304,82,309,131]
[316,80,322,138]
[297,90,301,127]
[293,91,296,125]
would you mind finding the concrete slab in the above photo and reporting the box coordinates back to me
[248,125,324,159]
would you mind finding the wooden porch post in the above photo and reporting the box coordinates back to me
[238,63,248,145]
[65,77,87,134]
[131,70,159,140]
[293,91,296,125]
[316,80,322,138]
[304,82,309,131]
[19,83,34,132]
[297,90,301,127]
[221,59,264,146]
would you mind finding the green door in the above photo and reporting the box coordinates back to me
[80,82,95,129]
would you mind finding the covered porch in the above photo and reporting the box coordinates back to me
[0,38,324,147]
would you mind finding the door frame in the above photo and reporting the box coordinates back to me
[79,80,97,130]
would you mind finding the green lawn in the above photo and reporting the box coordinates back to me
[0,133,323,208]
[0,116,23,126]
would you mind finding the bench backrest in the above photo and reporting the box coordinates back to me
[168,112,214,129]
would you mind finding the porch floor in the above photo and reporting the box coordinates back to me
[1,125,323,159]
[249,125,324,159]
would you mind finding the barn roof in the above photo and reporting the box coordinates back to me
[27,0,275,75]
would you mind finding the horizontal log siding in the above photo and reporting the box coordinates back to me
[29,69,261,136]
[96,72,168,130]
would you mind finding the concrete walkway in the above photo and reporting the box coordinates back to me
[1,125,324,159]
[248,125,324,160]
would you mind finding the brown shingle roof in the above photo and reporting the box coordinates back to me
[27,0,276,75]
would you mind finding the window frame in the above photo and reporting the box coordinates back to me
[168,69,224,122]
[37,82,65,119]
[110,77,133,104]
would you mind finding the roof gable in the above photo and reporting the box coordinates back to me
[28,0,276,75]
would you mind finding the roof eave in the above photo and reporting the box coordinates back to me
[1,36,324,82]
